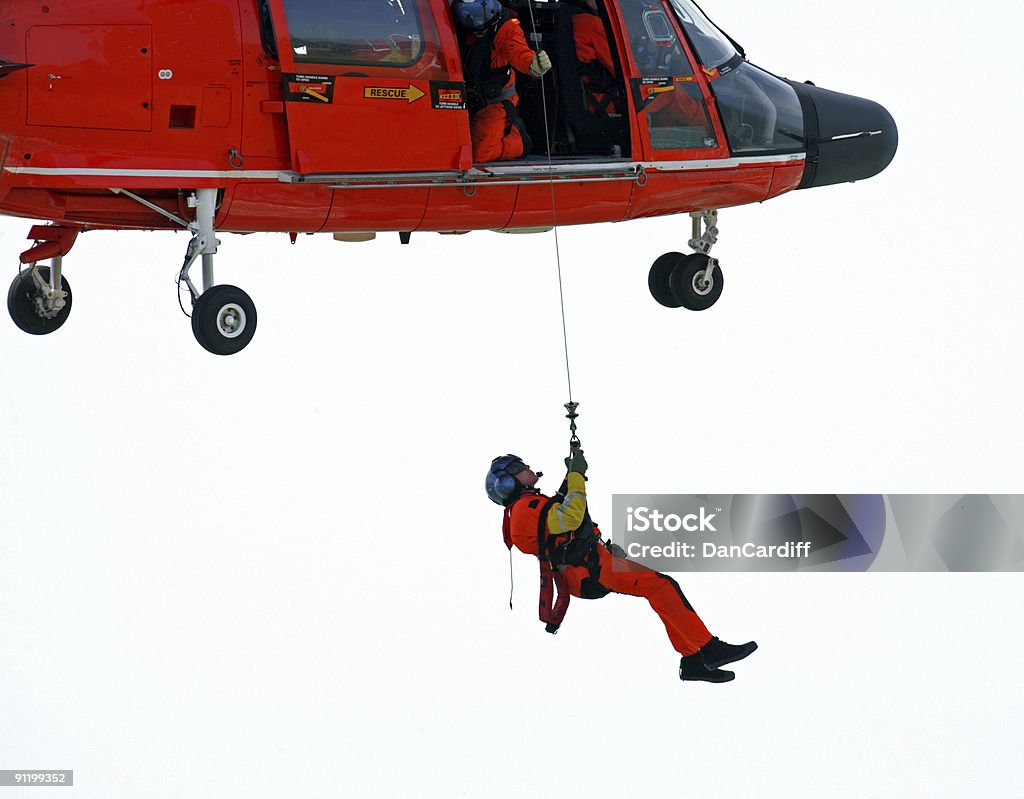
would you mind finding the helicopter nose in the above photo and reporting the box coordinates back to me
[789,81,898,189]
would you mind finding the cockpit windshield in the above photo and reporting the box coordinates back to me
[665,0,737,69]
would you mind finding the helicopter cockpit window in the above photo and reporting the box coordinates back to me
[280,0,425,68]
[620,0,716,151]
[665,0,736,70]
[663,0,804,154]
[706,63,804,155]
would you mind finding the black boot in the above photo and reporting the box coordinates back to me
[679,653,735,683]
[700,637,758,670]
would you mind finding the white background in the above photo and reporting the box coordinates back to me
[2,1,1023,796]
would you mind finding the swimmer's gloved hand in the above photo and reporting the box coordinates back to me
[564,448,588,477]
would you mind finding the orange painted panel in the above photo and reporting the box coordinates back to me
[326,188,428,232]
[509,180,633,228]
[222,183,332,233]
[420,185,517,231]
[26,25,153,131]
[625,168,774,219]
[201,87,232,128]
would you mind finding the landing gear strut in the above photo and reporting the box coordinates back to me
[7,225,80,335]
[111,186,256,354]
[176,188,257,355]
[648,209,724,312]
[7,260,73,335]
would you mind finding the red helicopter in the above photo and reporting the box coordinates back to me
[0,0,897,354]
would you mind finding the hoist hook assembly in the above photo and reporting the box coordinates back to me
[564,401,581,451]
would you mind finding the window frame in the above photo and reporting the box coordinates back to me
[278,0,428,70]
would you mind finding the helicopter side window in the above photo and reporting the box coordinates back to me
[664,0,803,154]
[280,0,425,67]
[707,63,804,154]
[619,0,716,151]
[665,0,736,69]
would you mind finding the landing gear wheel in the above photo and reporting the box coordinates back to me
[7,266,73,335]
[191,284,257,356]
[669,253,724,312]
[648,252,687,308]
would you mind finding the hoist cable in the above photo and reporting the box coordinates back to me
[524,1,574,406]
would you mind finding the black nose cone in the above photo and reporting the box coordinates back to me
[789,81,898,189]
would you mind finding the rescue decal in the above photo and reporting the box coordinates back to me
[430,81,467,110]
[363,84,426,104]
[283,74,335,104]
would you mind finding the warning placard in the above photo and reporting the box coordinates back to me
[283,73,335,104]
[430,81,467,110]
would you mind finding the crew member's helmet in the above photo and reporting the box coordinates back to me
[453,0,503,32]
[486,454,528,506]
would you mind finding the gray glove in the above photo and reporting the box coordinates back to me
[529,50,552,78]
[564,448,588,477]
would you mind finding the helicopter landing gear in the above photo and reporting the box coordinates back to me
[8,225,80,336]
[178,188,257,355]
[648,252,686,308]
[190,284,256,356]
[669,253,723,311]
[7,259,73,335]
[647,209,725,312]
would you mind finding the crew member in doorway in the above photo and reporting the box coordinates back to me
[573,0,619,113]
[578,0,708,129]
[453,0,552,162]
[487,451,758,683]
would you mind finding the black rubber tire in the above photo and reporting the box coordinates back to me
[669,253,724,312]
[648,252,687,308]
[7,266,73,335]
[191,284,257,356]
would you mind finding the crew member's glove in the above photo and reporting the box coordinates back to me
[529,50,552,78]
[564,448,588,477]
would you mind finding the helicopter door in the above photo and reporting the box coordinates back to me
[615,0,726,160]
[265,0,469,174]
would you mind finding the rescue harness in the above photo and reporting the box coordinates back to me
[463,21,516,114]
[502,473,610,635]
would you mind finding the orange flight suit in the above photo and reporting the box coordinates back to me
[565,544,713,656]
[466,19,537,162]
[573,10,706,127]
[505,477,713,656]
[645,80,707,127]
[573,11,618,113]
[573,12,616,76]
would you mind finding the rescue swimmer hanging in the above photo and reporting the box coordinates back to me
[486,405,758,684]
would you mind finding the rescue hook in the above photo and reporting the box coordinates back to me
[564,401,581,451]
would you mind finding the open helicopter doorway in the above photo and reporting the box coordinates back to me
[514,0,632,161]
[510,0,722,166]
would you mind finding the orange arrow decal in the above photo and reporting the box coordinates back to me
[364,84,426,104]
